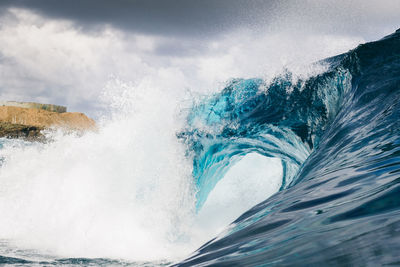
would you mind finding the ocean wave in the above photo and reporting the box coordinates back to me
[177,29,400,266]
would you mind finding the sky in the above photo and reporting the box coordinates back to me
[0,0,399,118]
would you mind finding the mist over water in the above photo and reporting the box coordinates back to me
[0,79,195,261]
[0,78,282,261]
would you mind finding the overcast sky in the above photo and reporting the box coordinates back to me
[0,0,399,118]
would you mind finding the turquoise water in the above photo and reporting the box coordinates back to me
[177,29,400,266]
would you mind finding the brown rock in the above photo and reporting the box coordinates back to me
[0,106,96,139]
[0,122,43,140]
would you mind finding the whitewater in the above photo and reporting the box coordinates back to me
[0,29,399,266]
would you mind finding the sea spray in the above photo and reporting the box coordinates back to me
[0,78,197,261]
[0,76,285,262]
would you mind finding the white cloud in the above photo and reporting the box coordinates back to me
[0,8,151,115]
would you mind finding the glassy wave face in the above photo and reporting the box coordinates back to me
[177,29,400,266]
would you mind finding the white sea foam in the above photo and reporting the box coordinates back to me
[0,77,285,262]
[0,79,195,260]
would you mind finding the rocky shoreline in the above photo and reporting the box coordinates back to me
[0,103,95,140]
[0,121,43,140]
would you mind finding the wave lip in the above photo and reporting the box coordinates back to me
[177,29,400,266]
[178,53,351,213]
[180,65,351,211]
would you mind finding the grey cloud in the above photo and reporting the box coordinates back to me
[0,0,279,37]
[1,0,398,40]
[152,39,210,57]
[0,0,399,43]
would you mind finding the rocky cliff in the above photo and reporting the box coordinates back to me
[0,101,67,113]
[0,105,95,139]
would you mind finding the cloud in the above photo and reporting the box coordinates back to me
[0,9,151,115]
[0,2,398,118]
[0,0,398,40]
[0,0,277,37]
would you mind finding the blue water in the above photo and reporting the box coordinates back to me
[0,29,399,266]
[176,29,400,266]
